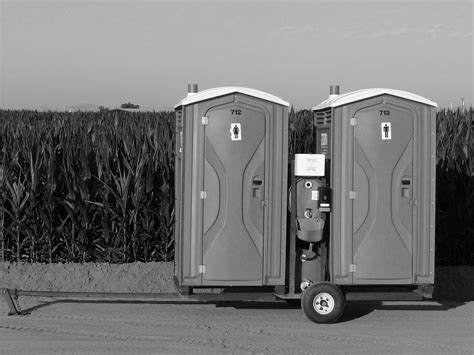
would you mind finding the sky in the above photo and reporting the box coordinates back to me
[0,0,472,110]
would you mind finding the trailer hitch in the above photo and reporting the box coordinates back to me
[2,288,21,315]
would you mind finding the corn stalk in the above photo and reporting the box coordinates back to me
[0,107,471,265]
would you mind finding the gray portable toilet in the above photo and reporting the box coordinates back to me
[174,85,289,288]
[312,88,437,286]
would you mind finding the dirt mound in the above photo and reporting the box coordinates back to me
[0,262,472,301]
[0,262,176,293]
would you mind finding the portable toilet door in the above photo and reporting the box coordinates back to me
[313,88,437,286]
[174,86,289,287]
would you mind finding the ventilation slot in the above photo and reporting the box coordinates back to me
[176,110,183,128]
[315,109,332,126]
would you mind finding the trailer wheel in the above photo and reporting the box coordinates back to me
[301,282,345,323]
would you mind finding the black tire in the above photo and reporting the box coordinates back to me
[301,282,345,323]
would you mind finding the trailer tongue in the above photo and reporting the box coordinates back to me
[2,288,280,316]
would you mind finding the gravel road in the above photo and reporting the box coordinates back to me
[0,297,472,354]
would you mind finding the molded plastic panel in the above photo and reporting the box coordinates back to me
[202,104,266,284]
[315,93,435,286]
[175,91,288,287]
[352,103,414,283]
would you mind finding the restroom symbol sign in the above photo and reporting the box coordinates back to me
[230,123,241,141]
[381,122,392,140]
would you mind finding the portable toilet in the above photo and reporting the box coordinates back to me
[174,85,289,290]
[312,88,437,286]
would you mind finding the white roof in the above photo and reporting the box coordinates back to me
[312,88,437,110]
[174,86,290,108]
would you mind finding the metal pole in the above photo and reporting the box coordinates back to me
[288,159,297,295]
[187,83,198,94]
[1,288,280,316]
[2,289,20,315]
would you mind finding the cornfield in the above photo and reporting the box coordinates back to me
[435,108,473,265]
[0,110,175,263]
[0,107,472,265]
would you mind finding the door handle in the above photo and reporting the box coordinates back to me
[253,188,261,198]
[401,176,411,198]
[401,187,409,198]
[252,176,263,185]
[401,178,411,186]
[252,176,263,198]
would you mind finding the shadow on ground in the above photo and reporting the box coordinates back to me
[13,297,467,325]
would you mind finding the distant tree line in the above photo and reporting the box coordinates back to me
[120,102,140,109]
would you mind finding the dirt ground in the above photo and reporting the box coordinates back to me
[0,262,177,293]
[1,262,473,300]
[0,298,472,354]
[0,263,473,354]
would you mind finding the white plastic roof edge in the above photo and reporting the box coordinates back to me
[174,86,290,109]
[312,88,437,110]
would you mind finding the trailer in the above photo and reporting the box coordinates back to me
[173,84,437,323]
[3,85,437,324]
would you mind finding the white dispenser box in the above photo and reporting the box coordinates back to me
[294,154,325,177]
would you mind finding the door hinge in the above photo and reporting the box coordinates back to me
[349,264,357,272]
[261,199,268,208]
[410,198,417,206]
[200,191,208,199]
[350,117,358,126]
[349,191,357,199]
[199,265,206,274]
[201,116,209,125]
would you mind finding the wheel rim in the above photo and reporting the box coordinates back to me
[313,292,335,315]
